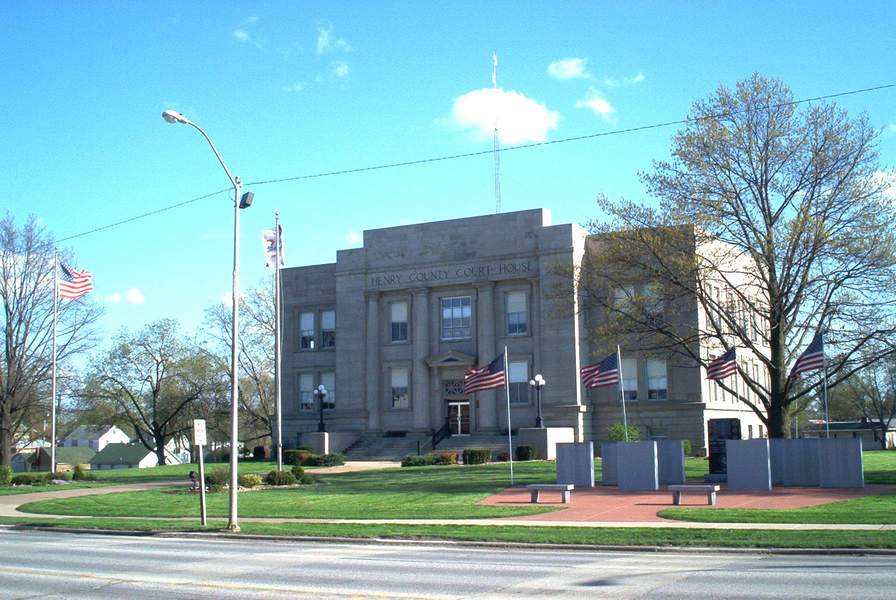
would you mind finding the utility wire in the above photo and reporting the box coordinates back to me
[58,82,896,243]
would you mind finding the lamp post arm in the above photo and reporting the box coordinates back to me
[182,119,240,192]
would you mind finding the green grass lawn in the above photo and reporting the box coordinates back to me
[90,460,286,483]
[660,493,896,524]
[19,461,559,519]
[2,516,896,549]
[0,482,107,496]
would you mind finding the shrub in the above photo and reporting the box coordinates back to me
[285,449,313,466]
[238,473,263,488]
[290,465,305,479]
[51,470,72,481]
[0,465,11,486]
[299,474,315,485]
[72,464,97,481]
[462,448,492,465]
[205,467,230,491]
[607,423,641,442]
[515,445,537,461]
[682,439,693,456]
[252,446,266,460]
[437,451,458,465]
[306,453,345,467]
[265,470,296,486]
[401,454,436,467]
[207,449,230,463]
[496,451,510,462]
[11,473,49,486]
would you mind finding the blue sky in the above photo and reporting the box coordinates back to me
[2,1,894,344]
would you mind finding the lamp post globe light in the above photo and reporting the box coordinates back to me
[314,384,328,433]
[529,374,546,428]
[162,109,250,532]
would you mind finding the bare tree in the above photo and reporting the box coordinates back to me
[81,319,224,465]
[576,74,896,438]
[828,353,896,449]
[0,215,101,465]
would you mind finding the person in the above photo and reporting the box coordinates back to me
[189,470,198,491]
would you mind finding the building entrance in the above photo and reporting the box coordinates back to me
[447,401,471,435]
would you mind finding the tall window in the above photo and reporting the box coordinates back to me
[506,291,528,335]
[299,312,315,350]
[508,360,529,404]
[642,282,664,315]
[647,359,668,400]
[621,357,638,401]
[391,367,410,409]
[320,372,335,409]
[441,296,471,339]
[390,301,408,342]
[613,285,635,310]
[321,310,336,349]
[299,373,314,411]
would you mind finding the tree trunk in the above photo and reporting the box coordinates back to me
[154,432,167,466]
[0,401,12,466]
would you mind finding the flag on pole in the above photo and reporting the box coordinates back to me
[580,352,620,388]
[262,226,284,267]
[790,333,825,378]
[464,353,505,394]
[706,347,737,380]
[58,263,92,299]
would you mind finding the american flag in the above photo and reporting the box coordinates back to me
[464,353,505,394]
[581,352,620,388]
[706,347,737,380]
[790,333,825,378]
[58,263,93,300]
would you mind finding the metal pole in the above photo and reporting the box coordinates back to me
[503,346,514,485]
[228,178,241,531]
[617,345,629,441]
[535,385,543,428]
[274,212,283,471]
[823,367,830,439]
[197,444,207,526]
[50,251,58,474]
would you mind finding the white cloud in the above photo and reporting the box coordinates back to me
[333,61,350,78]
[244,16,259,25]
[232,29,250,43]
[106,292,122,304]
[547,58,589,80]
[873,169,896,200]
[602,72,646,87]
[886,123,896,135]
[316,23,353,55]
[282,82,306,93]
[450,88,559,144]
[345,231,361,244]
[125,288,145,305]
[575,87,616,123]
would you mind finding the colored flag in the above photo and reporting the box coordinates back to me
[464,353,505,394]
[262,226,284,267]
[58,263,92,300]
[790,333,825,378]
[706,347,737,380]
[581,352,620,388]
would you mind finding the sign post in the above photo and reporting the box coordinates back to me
[193,419,208,526]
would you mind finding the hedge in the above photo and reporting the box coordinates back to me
[462,448,492,465]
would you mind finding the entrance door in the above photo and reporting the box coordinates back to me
[447,401,471,435]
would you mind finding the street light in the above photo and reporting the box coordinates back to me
[162,109,250,532]
[529,374,546,428]
[314,384,328,433]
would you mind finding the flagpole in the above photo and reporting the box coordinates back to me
[503,346,514,485]
[274,213,283,471]
[616,345,629,442]
[50,251,58,474]
[822,366,830,439]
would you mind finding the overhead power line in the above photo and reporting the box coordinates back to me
[57,82,896,243]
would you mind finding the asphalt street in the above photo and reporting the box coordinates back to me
[2,528,894,599]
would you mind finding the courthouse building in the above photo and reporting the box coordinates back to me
[281,209,765,455]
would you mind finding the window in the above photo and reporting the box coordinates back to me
[441,296,471,339]
[320,372,335,409]
[642,282,664,315]
[758,424,764,438]
[509,360,529,404]
[647,359,668,400]
[321,311,335,348]
[391,367,410,409]
[390,301,408,342]
[71,439,78,447]
[621,357,638,401]
[506,292,528,335]
[299,374,314,411]
[613,285,635,310]
[299,312,315,350]
[748,424,754,439]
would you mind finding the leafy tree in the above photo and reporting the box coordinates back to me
[81,319,225,465]
[0,215,101,465]
[606,423,641,442]
[576,74,896,438]
[827,354,896,449]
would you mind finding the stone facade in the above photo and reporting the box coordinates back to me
[281,209,764,454]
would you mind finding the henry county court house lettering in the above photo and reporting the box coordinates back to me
[281,209,765,455]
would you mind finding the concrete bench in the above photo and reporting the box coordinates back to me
[526,484,574,504]
[668,484,720,506]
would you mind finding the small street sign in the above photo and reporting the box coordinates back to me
[193,419,207,447]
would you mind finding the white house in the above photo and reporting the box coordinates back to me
[62,425,130,451]
[89,438,189,470]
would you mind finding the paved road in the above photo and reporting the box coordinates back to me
[2,528,894,599]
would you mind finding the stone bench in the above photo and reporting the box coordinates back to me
[526,484,574,504]
[668,484,720,506]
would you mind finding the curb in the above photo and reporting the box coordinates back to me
[5,524,896,556]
